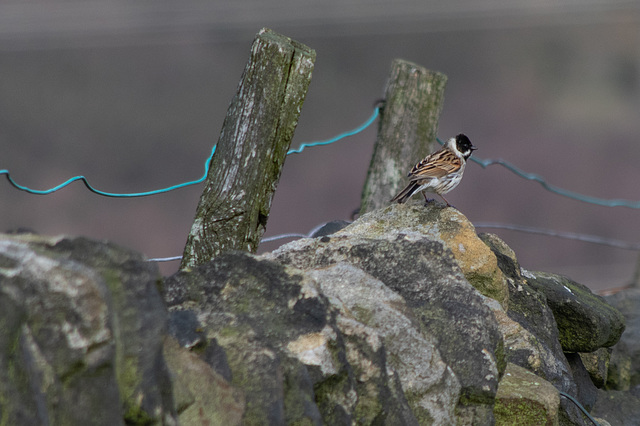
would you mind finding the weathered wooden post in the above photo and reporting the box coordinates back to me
[180,28,315,269]
[360,59,447,214]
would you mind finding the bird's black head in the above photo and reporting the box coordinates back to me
[455,134,476,159]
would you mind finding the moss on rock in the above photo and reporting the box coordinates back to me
[494,363,560,426]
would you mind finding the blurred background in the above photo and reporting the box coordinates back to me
[0,0,638,291]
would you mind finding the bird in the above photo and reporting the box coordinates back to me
[390,133,476,207]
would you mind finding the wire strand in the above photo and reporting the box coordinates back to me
[436,137,640,209]
[1,145,217,197]
[475,222,640,250]
[472,157,640,209]
[3,107,639,211]
[287,107,379,155]
[0,108,379,197]
[559,391,601,426]
[148,220,639,262]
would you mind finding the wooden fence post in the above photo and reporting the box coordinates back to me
[360,59,447,214]
[180,28,315,269]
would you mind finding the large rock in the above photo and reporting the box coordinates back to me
[267,203,506,424]
[163,337,245,425]
[164,252,419,425]
[493,363,560,425]
[336,202,509,308]
[0,234,175,425]
[480,232,594,425]
[526,271,625,353]
[480,233,574,391]
[306,263,461,424]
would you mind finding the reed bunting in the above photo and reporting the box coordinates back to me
[391,134,476,207]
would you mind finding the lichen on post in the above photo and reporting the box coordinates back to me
[180,28,315,269]
[360,59,447,214]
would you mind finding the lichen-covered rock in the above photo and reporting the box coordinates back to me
[494,363,560,426]
[480,233,592,425]
[306,263,460,424]
[480,234,574,389]
[4,203,633,424]
[484,298,575,394]
[164,252,418,425]
[579,348,611,389]
[163,337,244,425]
[267,227,505,424]
[526,271,626,353]
[482,237,629,424]
[335,202,509,308]
[165,253,330,425]
[0,234,176,425]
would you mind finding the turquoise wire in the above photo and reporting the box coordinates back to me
[0,109,379,198]
[1,145,217,198]
[2,108,639,210]
[287,107,379,155]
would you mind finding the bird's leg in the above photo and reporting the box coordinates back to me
[438,194,452,207]
[422,192,434,206]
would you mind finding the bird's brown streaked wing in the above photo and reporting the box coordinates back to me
[408,150,462,181]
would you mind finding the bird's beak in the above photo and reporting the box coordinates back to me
[470,145,478,151]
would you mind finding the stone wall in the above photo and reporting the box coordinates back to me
[1,202,636,425]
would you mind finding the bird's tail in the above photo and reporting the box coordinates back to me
[390,182,420,204]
